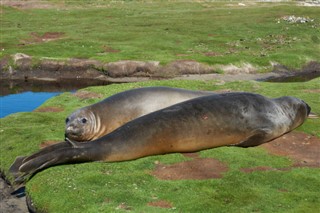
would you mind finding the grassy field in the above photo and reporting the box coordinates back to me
[0,78,319,212]
[1,1,319,212]
[1,0,319,70]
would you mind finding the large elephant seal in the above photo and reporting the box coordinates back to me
[65,87,214,142]
[10,92,311,183]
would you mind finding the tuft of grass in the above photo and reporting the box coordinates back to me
[1,1,319,69]
[0,78,319,212]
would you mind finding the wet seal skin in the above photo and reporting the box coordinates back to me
[10,92,311,183]
[65,87,214,142]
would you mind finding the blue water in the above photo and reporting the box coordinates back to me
[0,92,61,118]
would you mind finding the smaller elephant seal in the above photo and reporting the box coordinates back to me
[10,92,311,183]
[65,87,213,142]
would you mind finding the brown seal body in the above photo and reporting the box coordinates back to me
[65,87,213,142]
[10,92,311,183]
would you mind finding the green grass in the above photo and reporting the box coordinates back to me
[0,78,319,212]
[1,1,319,69]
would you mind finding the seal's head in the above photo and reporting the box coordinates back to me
[275,96,311,130]
[65,107,100,142]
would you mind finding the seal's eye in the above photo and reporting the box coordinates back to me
[65,118,70,124]
[81,118,87,124]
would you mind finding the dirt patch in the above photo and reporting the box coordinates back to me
[101,45,120,53]
[34,106,64,112]
[39,140,61,149]
[116,203,132,211]
[1,0,62,9]
[303,89,320,93]
[19,32,65,46]
[203,51,222,57]
[73,91,103,100]
[261,132,320,167]
[148,200,173,208]
[151,158,228,180]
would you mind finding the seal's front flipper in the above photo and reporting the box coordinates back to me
[231,130,270,148]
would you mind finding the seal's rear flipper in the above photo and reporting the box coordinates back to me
[9,156,31,186]
[9,156,27,178]
[22,141,71,164]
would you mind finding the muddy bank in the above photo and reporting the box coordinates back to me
[0,176,28,213]
[1,54,319,83]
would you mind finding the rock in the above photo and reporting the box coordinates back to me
[12,53,32,70]
[280,15,314,24]
[298,0,320,7]
[13,53,31,62]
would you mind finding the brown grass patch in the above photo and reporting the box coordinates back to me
[261,132,320,168]
[101,45,120,53]
[19,32,65,45]
[34,106,64,112]
[151,158,228,180]
[241,132,320,173]
[303,89,320,93]
[148,200,173,208]
[1,0,62,9]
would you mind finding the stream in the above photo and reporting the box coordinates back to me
[0,79,112,118]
